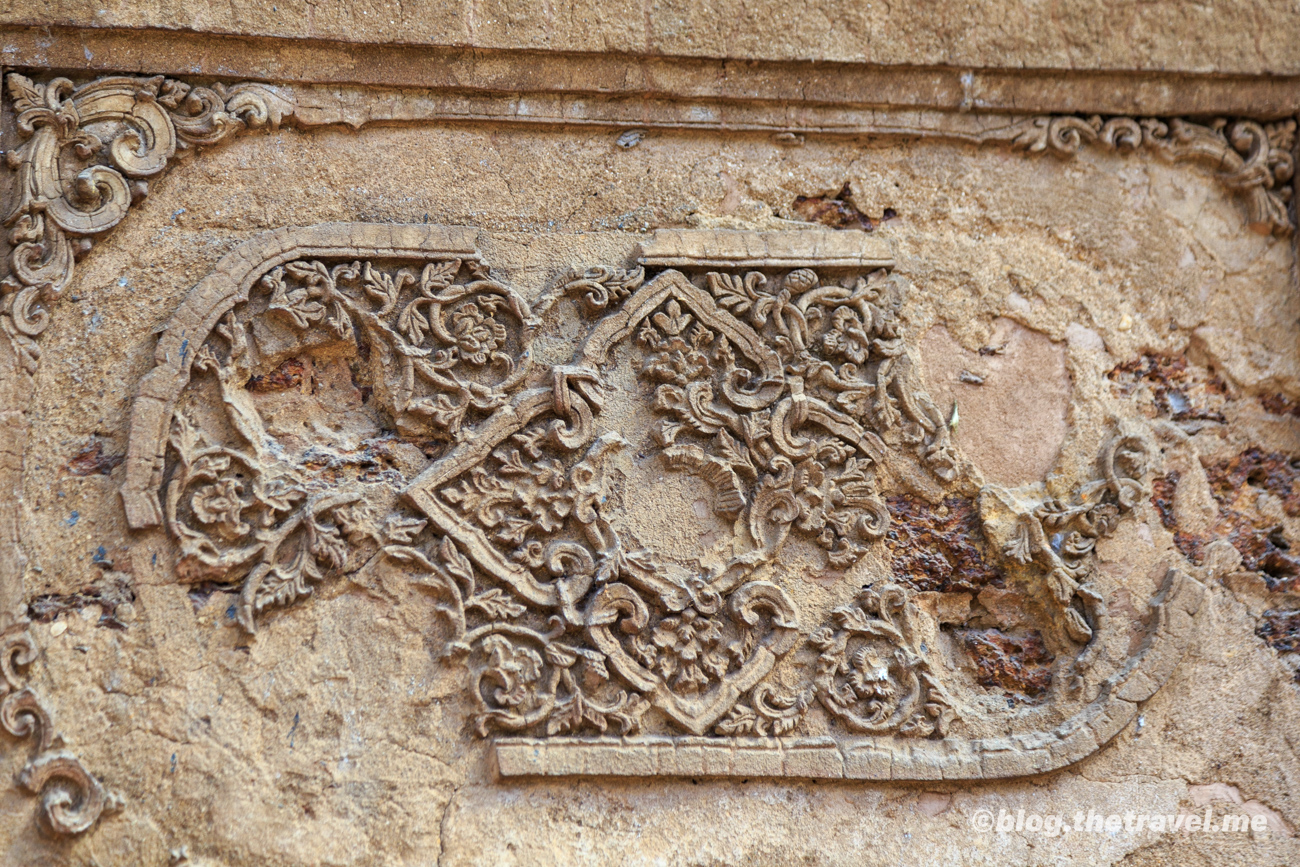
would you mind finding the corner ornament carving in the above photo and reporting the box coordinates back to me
[122,225,1209,780]
[983,114,1295,236]
[1,72,294,373]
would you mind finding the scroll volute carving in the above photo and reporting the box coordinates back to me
[0,76,293,836]
[1,73,293,374]
[987,114,1296,236]
[1,623,123,835]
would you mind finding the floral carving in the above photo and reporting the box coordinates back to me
[811,584,955,738]
[382,531,651,738]
[823,305,871,364]
[440,427,582,546]
[449,300,507,365]
[1003,433,1149,648]
[632,266,951,574]
[583,579,801,735]
[255,258,534,438]
[1,73,293,373]
[162,255,534,632]
[714,684,808,736]
[0,64,1263,807]
[466,627,650,737]
[164,327,358,631]
[190,478,252,538]
[644,607,728,693]
[544,265,646,315]
[134,233,1157,750]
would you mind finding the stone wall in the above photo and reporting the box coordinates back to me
[1,5,1298,866]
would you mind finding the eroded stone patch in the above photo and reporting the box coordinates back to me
[1257,609,1300,683]
[28,571,136,631]
[957,627,1054,699]
[1206,449,1300,519]
[790,184,881,230]
[1260,393,1300,419]
[1202,450,1299,592]
[919,319,1070,485]
[66,438,125,477]
[1108,352,1230,426]
[245,356,309,393]
[884,495,1005,593]
[1151,449,1298,590]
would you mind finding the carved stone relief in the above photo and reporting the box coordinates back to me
[2,73,292,373]
[1,70,1291,375]
[0,71,291,839]
[1,622,124,834]
[982,114,1295,237]
[112,224,1207,782]
[0,68,1293,847]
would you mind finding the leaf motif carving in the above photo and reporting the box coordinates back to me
[384,515,428,545]
[466,588,526,620]
[264,268,325,329]
[6,74,44,114]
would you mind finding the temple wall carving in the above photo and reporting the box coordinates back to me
[1,8,1298,865]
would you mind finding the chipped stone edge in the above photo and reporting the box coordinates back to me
[494,569,1204,780]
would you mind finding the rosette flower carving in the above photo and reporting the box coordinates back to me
[191,478,251,539]
[811,584,955,738]
[450,300,507,365]
[823,306,871,365]
[647,608,728,693]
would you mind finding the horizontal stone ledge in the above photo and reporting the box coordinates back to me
[5,25,1298,118]
[493,735,1061,780]
[638,229,894,270]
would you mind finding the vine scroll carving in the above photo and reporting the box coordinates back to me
[119,224,1206,780]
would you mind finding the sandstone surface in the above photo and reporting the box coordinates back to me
[0,6,1298,867]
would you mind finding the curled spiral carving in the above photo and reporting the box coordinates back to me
[1,625,122,836]
[1098,117,1143,152]
[1044,116,1097,154]
[983,112,1294,236]
[19,751,124,836]
[1,73,294,373]
[1,687,53,751]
